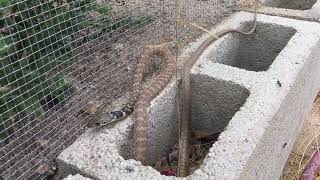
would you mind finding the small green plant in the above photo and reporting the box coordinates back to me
[0,0,112,140]
[0,0,153,140]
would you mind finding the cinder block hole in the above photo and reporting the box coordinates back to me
[191,76,250,133]
[209,21,297,71]
[266,0,317,10]
[119,77,249,175]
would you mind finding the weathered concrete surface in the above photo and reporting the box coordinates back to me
[57,12,320,180]
[240,0,320,22]
[63,174,93,180]
[266,0,317,10]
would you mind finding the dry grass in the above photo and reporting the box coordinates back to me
[238,0,259,7]
[282,92,320,179]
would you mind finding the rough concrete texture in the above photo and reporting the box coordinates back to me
[266,0,317,10]
[240,0,320,22]
[57,12,320,180]
[64,174,93,180]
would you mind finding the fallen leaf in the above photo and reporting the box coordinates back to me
[161,168,176,176]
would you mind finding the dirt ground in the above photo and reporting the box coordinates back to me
[282,93,320,180]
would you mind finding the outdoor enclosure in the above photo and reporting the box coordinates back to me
[0,0,238,179]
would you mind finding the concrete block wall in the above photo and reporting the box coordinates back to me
[58,12,320,180]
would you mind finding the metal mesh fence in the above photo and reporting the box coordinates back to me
[0,0,240,179]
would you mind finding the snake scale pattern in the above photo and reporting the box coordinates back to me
[133,43,175,164]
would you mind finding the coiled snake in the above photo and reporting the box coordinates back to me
[88,0,257,173]
[88,43,174,164]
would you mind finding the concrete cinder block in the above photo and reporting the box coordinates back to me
[242,0,320,22]
[57,12,320,180]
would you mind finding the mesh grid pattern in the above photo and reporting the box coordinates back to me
[0,0,238,179]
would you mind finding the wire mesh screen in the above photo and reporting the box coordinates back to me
[0,0,241,179]
[0,0,176,179]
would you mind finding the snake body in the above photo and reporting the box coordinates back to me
[133,44,175,164]
[177,1,258,176]
[89,43,174,165]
